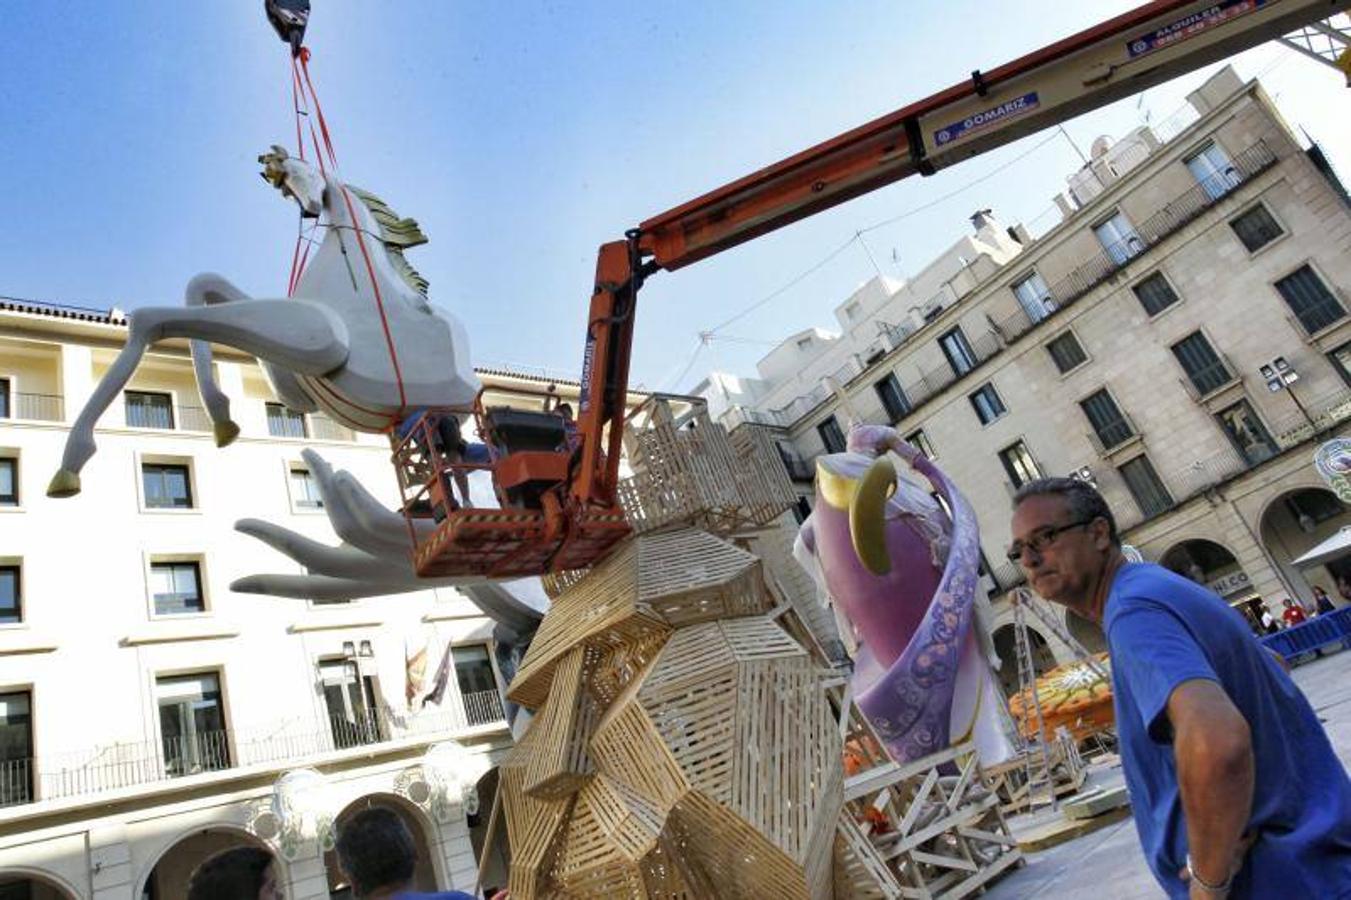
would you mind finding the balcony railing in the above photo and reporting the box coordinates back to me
[1,392,64,423]
[994,141,1278,345]
[901,330,1002,409]
[1270,389,1351,449]
[1167,444,1250,497]
[0,692,507,808]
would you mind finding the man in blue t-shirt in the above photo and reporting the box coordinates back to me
[1009,477,1351,899]
[335,806,505,899]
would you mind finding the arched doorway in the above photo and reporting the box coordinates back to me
[991,624,1056,696]
[140,827,274,900]
[325,794,438,898]
[1260,487,1351,608]
[1161,539,1253,602]
[469,768,508,898]
[0,872,76,900]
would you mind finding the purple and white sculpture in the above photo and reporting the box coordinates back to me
[795,424,1014,765]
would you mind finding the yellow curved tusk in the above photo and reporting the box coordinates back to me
[849,457,897,576]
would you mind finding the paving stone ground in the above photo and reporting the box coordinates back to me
[982,648,1351,899]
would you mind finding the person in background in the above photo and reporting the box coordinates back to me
[1313,584,1337,616]
[335,806,507,899]
[187,846,284,900]
[1257,602,1279,635]
[1008,477,1351,898]
[1281,597,1308,628]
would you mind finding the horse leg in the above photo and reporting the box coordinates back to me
[185,274,250,448]
[49,299,350,497]
[260,361,320,413]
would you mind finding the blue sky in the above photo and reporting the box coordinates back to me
[1,2,1347,392]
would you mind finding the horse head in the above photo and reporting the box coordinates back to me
[259,145,324,218]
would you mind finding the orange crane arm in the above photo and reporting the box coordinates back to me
[573,0,1347,507]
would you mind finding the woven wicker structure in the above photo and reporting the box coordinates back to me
[618,397,795,535]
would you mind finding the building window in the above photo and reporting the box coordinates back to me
[1118,456,1173,518]
[817,416,846,454]
[1080,390,1134,451]
[1045,331,1088,374]
[156,673,229,777]
[1012,272,1055,324]
[1330,341,1351,388]
[453,644,505,726]
[125,391,175,429]
[999,441,1043,489]
[1275,266,1346,335]
[290,467,324,509]
[320,659,382,749]
[939,327,978,376]
[874,373,911,423]
[968,383,1007,425]
[1185,142,1239,200]
[0,567,19,625]
[1229,204,1284,253]
[1093,211,1144,266]
[0,458,15,507]
[142,463,193,509]
[1286,489,1344,527]
[0,380,9,419]
[150,561,204,615]
[1132,272,1180,316]
[1171,332,1232,396]
[266,402,308,439]
[1216,400,1278,467]
[905,428,936,459]
[0,691,32,807]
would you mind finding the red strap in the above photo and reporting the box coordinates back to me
[290,47,408,418]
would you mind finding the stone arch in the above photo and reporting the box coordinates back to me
[325,792,441,896]
[0,869,80,900]
[137,824,275,900]
[469,767,508,897]
[990,623,1056,696]
[1258,485,1351,610]
[1159,538,1252,599]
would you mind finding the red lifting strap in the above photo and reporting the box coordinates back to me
[285,47,409,420]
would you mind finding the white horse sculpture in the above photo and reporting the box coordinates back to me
[47,146,480,498]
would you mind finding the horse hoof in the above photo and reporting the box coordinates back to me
[47,469,82,498]
[214,420,241,448]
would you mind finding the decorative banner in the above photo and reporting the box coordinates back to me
[1314,438,1351,503]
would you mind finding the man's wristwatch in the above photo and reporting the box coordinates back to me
[1186,853,1234,894]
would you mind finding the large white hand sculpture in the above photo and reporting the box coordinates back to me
[231,448,546,638]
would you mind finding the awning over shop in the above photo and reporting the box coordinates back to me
[1292,526,1351,567]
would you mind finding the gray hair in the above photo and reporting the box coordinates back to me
[1012,477,1120,547]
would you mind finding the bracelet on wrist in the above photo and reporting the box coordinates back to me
[1186,853,1234,894]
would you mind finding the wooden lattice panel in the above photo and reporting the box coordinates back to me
[636,528,771,626]
[551,781,650,897]
[832,817,901,899]
[618,397,792,536]
[586,774,666,862]
[508,538,671,709]
[727,422,798,524]
[541,567,590,599]
[523,647,599,801]
[499,721,574,900]
[588,630,669,710]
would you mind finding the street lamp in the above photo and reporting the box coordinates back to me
[1260,356,1316,434]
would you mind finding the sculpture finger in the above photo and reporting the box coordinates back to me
[461,583,545,636]
[235,518,415,581]
[230,573,424,602]
[300,449,412,556]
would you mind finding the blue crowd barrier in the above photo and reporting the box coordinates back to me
[1261,606,1351,662]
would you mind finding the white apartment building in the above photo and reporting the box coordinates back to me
[0,302,595,898]
[698,67,1351,690]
